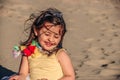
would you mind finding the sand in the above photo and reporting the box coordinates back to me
[0,0,120,80]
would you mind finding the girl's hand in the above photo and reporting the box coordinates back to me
[9,75,19,80]
[37,78,48,80]
[9,75,26,80]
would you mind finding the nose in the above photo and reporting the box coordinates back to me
[48,35,54,42]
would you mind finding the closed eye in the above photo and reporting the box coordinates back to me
[44,32,51,36]
[54,34,60,39]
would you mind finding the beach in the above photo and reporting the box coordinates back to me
[0,0,120,80]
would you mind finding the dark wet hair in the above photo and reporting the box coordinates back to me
[21,8,67,49]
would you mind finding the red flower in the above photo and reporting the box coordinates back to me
[23,45,36,56]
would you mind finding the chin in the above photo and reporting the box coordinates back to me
[45,47,56,51]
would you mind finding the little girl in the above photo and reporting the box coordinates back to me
[9,8,75,80]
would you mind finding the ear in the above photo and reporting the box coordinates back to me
[33,27,38,36]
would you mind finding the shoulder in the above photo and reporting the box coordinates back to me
[56,48,71,62]
[56,48,67,57]
[56,48,67,54]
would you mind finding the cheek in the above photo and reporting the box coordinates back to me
[37,35,45,43]
[55,37,61,44]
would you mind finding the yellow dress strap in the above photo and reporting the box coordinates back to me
[56,48,67,56]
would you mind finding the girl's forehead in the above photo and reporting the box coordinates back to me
[44,22,61,28]
[44,22,54,27]
[42,22,63,34]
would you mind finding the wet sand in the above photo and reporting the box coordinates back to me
[0,0,120,80]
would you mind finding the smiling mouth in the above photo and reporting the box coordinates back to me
[44,41,55,47]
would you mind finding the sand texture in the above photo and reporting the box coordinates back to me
[0,0,120,80]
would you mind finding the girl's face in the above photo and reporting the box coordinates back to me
[35,22,63,51]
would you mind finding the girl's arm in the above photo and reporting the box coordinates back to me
[57,50,75,80]
[19,56,29,77]
[9,56,29,80]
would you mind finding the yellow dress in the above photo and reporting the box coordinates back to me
[28,47,64,80]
